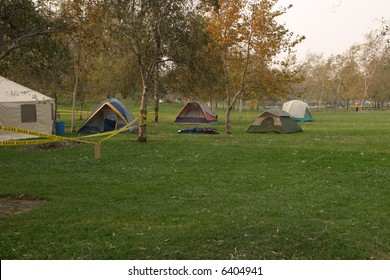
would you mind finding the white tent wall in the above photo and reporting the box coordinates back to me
[0,76,55,140]
[282,100,304,118]
[0,101,55,140]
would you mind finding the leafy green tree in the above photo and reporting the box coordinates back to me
[0,0,71,106]
[108,0,203,142]
[0,0,63,60]
[161,12,224,105]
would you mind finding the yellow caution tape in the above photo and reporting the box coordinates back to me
[56,110,92,116]
[0,125,95,146]
[0,138,60,146]
[1,118,139,147]
[77,128,123,139]
[99,118,139,143]
[57,109,91,113]
[77,118,139,143]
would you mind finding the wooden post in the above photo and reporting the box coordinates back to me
[94,143,101,160]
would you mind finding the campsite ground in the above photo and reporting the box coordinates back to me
[1,103,390,259]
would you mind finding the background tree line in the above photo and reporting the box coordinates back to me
[294,20,390,110]
[1,0,389,139]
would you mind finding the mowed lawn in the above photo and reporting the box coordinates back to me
[1,103,390,260]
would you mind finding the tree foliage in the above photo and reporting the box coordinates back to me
[0,0,71,104]
[0,0,63,60]
[205,0,304,133]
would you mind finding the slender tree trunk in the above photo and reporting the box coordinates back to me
[225,90,242,133]
[136,56,156,142]
[137,83,148,142]
[153,64,160,123]
[225,27,252,134]
[137,20,160,141]
[222,53,232,134]
[136,60,154,143]
[225,105,233,134]
[79,96,85,121]
[361,76,368,110]
[71,42,81,132]
[319,81,324,111]
[71,68,79,132]
[335,78,341,109]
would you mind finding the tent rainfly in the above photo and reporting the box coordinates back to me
[174,101,218,124]
[282,100,313,122]
[0,76,55,140]
[247,109,303,134]
[78,98,137,134]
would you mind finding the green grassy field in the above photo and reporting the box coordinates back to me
[1,103,390,260]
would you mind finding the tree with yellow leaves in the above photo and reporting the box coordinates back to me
[206,0,304,134]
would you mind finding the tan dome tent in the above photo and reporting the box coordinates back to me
[174,101,217,124]
[282,100,313,122]
[247,109,303,134]
[0,76,55,140]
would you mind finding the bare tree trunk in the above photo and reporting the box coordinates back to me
[135,55,155,143]
[135,50,157,142]
[225,91,241,134]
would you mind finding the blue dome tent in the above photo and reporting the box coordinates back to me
[78,98,137,134]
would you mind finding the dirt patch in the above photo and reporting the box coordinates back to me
[18,140,82,151]
[0,195,44,216]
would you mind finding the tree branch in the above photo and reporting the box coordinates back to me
[0,26,60,60]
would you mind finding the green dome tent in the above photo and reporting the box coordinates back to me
[247,109,303,134]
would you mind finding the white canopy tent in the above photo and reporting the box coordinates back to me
[0,76,55,140]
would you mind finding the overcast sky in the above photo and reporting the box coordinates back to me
[276,0,390,61]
